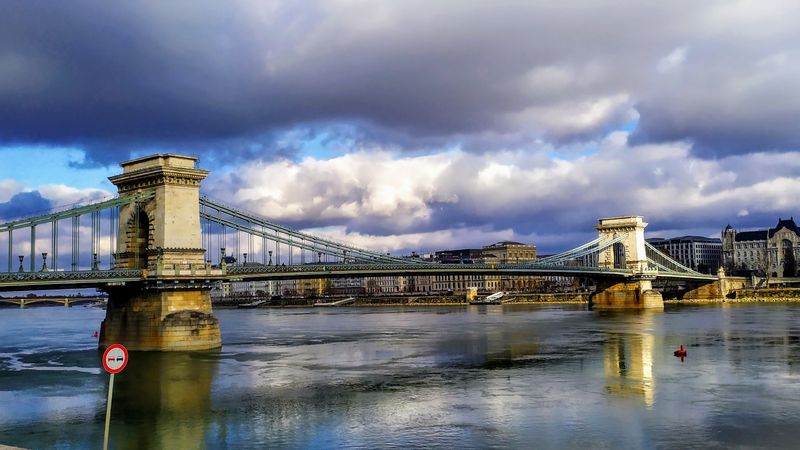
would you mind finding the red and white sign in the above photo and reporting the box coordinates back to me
[102,344,128,374]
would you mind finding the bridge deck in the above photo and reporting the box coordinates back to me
[0,264,717,292]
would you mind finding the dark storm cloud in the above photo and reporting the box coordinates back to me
[5,0,797,162]
[0,191,52,221]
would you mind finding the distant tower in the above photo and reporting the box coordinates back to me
[722,224,736,272]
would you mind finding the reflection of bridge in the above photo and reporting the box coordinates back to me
[0,154,742,351]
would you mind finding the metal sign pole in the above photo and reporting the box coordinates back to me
[101,343,127,450]
[103,371,115,450]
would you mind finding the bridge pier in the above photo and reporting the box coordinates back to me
[99,285,220,351]
[590,279,664,310]
[681,272,748,301]
[591,216,663,310]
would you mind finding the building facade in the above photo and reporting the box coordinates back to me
[722,218,800,277]
[429,241,540,293]
[646,236,722,274]
[482,241,538,291]
[481,241,537,264]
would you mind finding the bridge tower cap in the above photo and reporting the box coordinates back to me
[119,153,199,172]
[595,215,647,230]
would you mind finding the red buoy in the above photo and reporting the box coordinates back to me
[674,344,687,357]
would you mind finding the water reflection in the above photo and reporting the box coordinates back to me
[8,305,800,448]
[110,351,218,450]
[603,313,656,407]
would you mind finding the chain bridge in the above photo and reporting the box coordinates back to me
[0,154,738,351]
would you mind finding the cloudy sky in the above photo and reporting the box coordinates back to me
[2,0,799,254]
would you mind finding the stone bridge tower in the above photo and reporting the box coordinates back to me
[591,216,663,310]
[595,216,649,273]
[109,154,208,271]
[99,154,221,351]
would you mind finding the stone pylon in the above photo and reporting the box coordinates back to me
[99,154,221,351]
[591,216,663,310]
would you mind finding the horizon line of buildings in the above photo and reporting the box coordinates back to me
[215,240,581,298]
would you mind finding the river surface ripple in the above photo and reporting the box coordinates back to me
[2,303,800,449]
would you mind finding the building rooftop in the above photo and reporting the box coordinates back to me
[728,217,799,241]
[770,217,799,237]
[483,240,534,248]
[647,236,721,244]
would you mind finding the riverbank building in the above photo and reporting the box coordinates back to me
[722,218,800,277]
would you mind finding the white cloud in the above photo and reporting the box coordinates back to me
[36,184,112,208]
[208,135,800,252]
[657,46,688,73]
[0,179,23,203]
[304,225,515,254]
[221,151,455,230]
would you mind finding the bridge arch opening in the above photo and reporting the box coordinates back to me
[127,206,152,270]
[613,242,626,269]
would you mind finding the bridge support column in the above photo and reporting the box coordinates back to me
[590,279,664,310]
[681,269,749,301]
[99,285,221,351]
[681,281,723,301]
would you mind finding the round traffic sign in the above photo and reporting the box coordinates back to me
[102,344,128,374]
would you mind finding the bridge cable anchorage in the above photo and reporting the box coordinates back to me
[199,196,429,265]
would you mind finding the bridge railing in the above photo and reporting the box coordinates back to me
[0,269,143,280]
[226,262,632,276]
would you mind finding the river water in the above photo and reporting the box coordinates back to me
[2,303,800,449]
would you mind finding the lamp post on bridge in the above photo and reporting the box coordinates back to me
[243,252,248,266]
[268,250,272,266]
[18,255,24,273]
[41,252,48,272]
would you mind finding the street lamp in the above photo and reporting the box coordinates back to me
[18,255,24,273]
[41,252,48,272]
[243,253,248,265]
